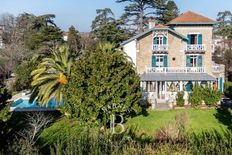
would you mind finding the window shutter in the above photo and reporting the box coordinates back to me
[163,37,167,45]
[187,34,191,44]
[186,55,191,67]
[152,55,156,67]
[198,34,202,44]
[198,55,202,67]
[153,37,157,44]
[163,55,168,67]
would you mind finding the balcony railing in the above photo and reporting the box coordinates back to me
[146,67,205,73]
[153,44,168,52]
[186,44,206,52]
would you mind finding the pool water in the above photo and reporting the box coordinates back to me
[12,98,64,110]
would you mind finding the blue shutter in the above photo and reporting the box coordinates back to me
[197,55,202,67]
[198,34,202,44]
[186,55,191,67]
[220,77,223,92]
[163,37,167,45]
[186,81,192,92]
[187,34,191,44]
[152,55,156,67]
[163,55,168,67]
[153,37,157,44]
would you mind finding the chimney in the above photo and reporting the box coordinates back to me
[148,18,156,29]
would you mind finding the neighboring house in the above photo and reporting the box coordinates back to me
[122,11,225,106]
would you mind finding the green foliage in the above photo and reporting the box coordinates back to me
[189,86,222,107]
[63,44,142,124]
[156,0,179,24]
[38,115,232,155]
[176,91,185,107]
[188,86,203,107]
[224,81,232,99]
[91,8,130,44]
[15,58,40,91]
[67,25,81,57]
[30,46,73,106]
[116,0,156,33]
[202,87,221,107]
[26,26,63,51]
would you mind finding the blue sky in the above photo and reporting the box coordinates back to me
[0,0,232,32]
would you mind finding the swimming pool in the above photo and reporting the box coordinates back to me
[11,97,64,111]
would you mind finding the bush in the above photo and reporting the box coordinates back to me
[224,81,232,99]
[203,87,221,107]
[189,86,203,107]
[176,91,185,107]
[63,44,142,125]
[15,58,40,91]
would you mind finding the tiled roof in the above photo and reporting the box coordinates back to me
[168,11,216,25]
[155,24,168,28]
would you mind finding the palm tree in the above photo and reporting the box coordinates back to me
[30,46,73,106]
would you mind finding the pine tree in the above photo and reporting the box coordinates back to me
[63,44,142,125]
[156,0,179,24]
[116,0,156,33]
[91,8,130,44]
[67,25,81,57]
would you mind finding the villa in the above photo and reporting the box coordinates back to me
[122,11,225,107]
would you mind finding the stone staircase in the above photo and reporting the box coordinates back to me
[155,99,172,110]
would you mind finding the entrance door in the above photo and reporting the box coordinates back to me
[157,81,165,99]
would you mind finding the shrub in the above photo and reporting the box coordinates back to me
[203,87,221,107]
[224,81,232,99]
[189,86,203,107]
[176,91,185,107]
[63,44,142,125]
[155,112,189,141]
[15,58,40,91]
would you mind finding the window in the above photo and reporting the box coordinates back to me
[153,36,167,45]
[186,55,203,67]
[190,55,197,67]
[187,34,202,45]
[156,55,164,67]
[190,34,197,44]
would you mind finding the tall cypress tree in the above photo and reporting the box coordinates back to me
[67,25,81,57]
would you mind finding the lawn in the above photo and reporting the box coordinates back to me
[126,108,231,135]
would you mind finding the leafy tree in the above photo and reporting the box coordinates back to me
[91,8,130,44]
[0,85,12,122]
[116,0,156,33]
[15,57,40,91]
[67,25,81,57]
[216,11,232,31]
[156,0,179,24]
[63,44,142,125]
[26,26,63,53]
[30,46,73,106]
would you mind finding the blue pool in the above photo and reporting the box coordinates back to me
[11,98,64,111]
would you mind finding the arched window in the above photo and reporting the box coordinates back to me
[153,36,167,45]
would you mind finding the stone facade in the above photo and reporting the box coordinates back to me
[174,26,214,75]
[136,32,153,74]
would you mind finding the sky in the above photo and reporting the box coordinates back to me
[0,0,232,32]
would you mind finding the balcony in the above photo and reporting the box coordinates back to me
[146,67,205,73]
[153,44,168,52]
[185,44,206,52]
